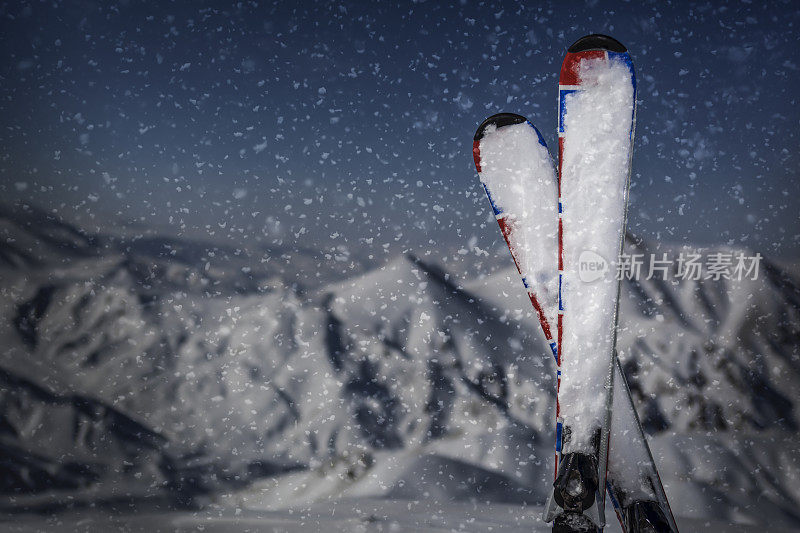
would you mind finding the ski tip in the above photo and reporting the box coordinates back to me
[567,34,627,54]
[474,112,528,141]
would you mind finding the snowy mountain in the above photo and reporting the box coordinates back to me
[0,204,799,528]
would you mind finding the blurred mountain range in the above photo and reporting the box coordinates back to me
[0,203,799,527]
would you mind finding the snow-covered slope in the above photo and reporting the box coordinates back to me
[0,204,798,527]
[9,500,797,533]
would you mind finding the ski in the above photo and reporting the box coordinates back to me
[472,34,678,533]
[543,33,638,530]
[471,112,559,360]
[607,355,679,533]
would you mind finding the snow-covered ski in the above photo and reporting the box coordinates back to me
[472,35,679,533]
[472,110,677,533]
[544,33,638,531]
[471,113,559,358]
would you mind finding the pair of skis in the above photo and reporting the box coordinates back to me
[472,35,678,533]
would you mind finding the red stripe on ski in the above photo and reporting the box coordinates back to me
[557,314,563,368]
[557,137,564,273]
[528,293,553,341]
[496,215,556,343]
[560,49,605,85]
[557,137,564,194]
[496,217,522,275]
[472,139,482,172]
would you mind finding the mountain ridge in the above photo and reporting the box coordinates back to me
[0,205,798,526]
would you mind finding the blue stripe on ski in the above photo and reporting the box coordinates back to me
[607,51,636,92]
[525,120,549,148]
[555,421,563,453]
[481,183,502,215]
[606,480,622,511]
[607,51,637,136]
[550,342,558,361]
[558,273,563,311]
[558,89,577,134]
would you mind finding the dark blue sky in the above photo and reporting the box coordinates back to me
[2,0,799,263]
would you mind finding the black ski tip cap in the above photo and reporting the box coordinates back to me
[474,113,527,141]
[568,34,627,54]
